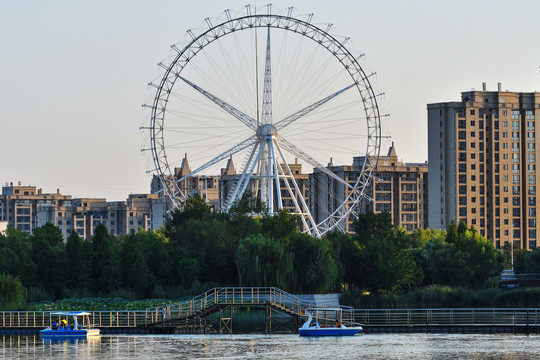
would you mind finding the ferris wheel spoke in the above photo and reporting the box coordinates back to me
[174,135,258,185]
[277,136,353,190]
[275,83,356,131]
[261,26,273,125]
[179,76,258,131]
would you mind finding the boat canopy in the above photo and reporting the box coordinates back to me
[51,311,92,316]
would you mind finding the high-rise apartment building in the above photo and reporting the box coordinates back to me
[428,84,540,249]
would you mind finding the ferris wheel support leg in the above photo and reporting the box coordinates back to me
[236,141,267,206]
[269,136,283,210]
[226,141,261,211]
[273,145,308,230]
[274,139,321,237]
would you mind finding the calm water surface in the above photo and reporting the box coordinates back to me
[1,333,539,359]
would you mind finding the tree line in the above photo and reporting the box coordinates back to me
[1,194,539,309]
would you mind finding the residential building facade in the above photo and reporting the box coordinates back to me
[37,194,165,241]
[428,83,540,249]
[310,144,428,233]
[0,182,72,234]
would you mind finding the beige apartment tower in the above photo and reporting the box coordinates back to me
[310,145,428,233]
[428,84,540,250]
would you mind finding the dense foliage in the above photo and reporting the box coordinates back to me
[0,273,26,310]
[0,195,537,309]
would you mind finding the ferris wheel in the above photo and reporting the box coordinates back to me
[141,4,382,237]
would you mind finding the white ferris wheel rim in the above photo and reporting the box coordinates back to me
[142,5,382,236]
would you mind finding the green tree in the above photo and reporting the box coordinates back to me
[119,233,155,297]
[0,273,26,310]
[353,212,422,293]
[0,226,37,287]
[260,209,298,241]
[238,234,293,289]
[65,230,83,289]
[420,222,505,288]
[31,223,65,297]
[288,232,339,293]
[91,224,119,294]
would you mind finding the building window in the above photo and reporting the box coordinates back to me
[470,131,475,137]
[528,143,536,152]
[470,120,475,126]
[459,207,467,216]
[529,186,536,195]
[458,120,466,128]
[470,109,476,116]
[526,110,535,120]
[528,175,536,185]
[511,110,519,120]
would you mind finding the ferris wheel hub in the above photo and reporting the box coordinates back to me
[257,124,277,138]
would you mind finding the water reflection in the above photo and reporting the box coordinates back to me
[1,333,538,359]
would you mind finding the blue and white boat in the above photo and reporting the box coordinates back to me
[40,311,100,337]
[299,309,362,336]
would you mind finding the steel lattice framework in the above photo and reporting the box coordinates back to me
[142,5,382,237]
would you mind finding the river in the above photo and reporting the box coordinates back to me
[1,333,539,359]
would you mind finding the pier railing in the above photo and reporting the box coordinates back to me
[353,308,540,327]
[1,286,538,330]
[1,308,538,329]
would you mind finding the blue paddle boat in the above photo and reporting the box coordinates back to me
[40,311,100,338]
[299,309,362,336]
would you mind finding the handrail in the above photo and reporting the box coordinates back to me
[0,308,538,329]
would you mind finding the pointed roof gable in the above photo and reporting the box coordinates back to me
[222,155,236,176]
[178,153,191,177]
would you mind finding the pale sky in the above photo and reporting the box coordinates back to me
[1,0,539,201]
